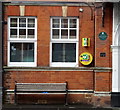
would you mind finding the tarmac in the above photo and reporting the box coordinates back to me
[2,104,120,110]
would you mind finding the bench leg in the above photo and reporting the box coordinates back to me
[65,81,68,106]
[65,93,68,106]
[14,84,17,105]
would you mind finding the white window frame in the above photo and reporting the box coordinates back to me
[50,17,79,67]
[8,17,37,67]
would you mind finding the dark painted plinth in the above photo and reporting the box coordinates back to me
[111,92,120,107]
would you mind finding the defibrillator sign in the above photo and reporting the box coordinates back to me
[80,52,93,65]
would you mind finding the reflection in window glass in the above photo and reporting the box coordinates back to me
[53,29,59,39]
[9,17,36,39]
[61,30,68,39]
[10,43,21,62]
[10,29,17,38]
[10,18,17,27]
[28,18,35,27]
[52,43,76,62]
[10,43,34,62]
[52,19,59,28]
[23,43,34,62]
[70,19,76,28]
[51,18,77,40]
[19,29,26,38]
[19,18,26,27]
[28,29,35,38]
[61,19,68,28]
[70,30,76,39]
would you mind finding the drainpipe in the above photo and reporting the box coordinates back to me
[0,1,3,110]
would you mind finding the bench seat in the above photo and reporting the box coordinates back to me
[14,82,68,105]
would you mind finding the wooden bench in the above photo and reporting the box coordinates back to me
[14,82,68,105]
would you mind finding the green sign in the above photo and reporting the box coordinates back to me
[98,32,108,40]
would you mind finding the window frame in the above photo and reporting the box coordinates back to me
[8,17,37,67]
[50,17,79,67]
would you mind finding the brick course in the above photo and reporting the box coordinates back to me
[3,3,112,107]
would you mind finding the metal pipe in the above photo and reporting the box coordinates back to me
[0,2,3,110]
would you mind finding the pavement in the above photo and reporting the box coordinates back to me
[2,104,117,110]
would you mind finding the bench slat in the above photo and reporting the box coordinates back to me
[16,83,67,91]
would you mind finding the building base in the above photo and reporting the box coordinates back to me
[111,92,120,107]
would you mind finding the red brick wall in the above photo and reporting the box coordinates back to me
[95,3,112,67]
[4,71,94,90]
[3,3,113,107]
[95,72,112,91]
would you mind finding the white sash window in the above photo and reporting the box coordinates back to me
[50,17,79,67]
[8,17,37,67]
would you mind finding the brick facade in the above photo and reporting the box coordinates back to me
[3,3,112,107]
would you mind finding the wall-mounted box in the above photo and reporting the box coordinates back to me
[82,38,90,47]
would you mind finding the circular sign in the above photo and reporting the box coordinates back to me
[98,32,108,40]
[79,52,93,65]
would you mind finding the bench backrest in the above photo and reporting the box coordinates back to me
[15,83,67,92]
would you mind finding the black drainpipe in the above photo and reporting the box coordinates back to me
[0,1,3,110]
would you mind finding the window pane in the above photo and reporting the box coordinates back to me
[10,43,34,62]
[70,30,76,39]
[65,43,76,62]
[52,29,59,39]
[10,29,17,38]
[23,43,34,62]
[10,43,22,62]
[61,30,68,39]
[19,29,26,38]
[28,29,35,38]
[52,43,76,62]
[70,19,77,28]
[61,19,68,28]
[52,43,63,62]
[28,18,35,27]
[52,19,59,28]
[19,18,26,27]
[10,18,17,27]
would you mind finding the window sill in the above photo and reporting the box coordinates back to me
[8,62,36,67]
[3,66,112,72]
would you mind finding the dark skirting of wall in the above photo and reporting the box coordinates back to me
[111,92,120,107]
